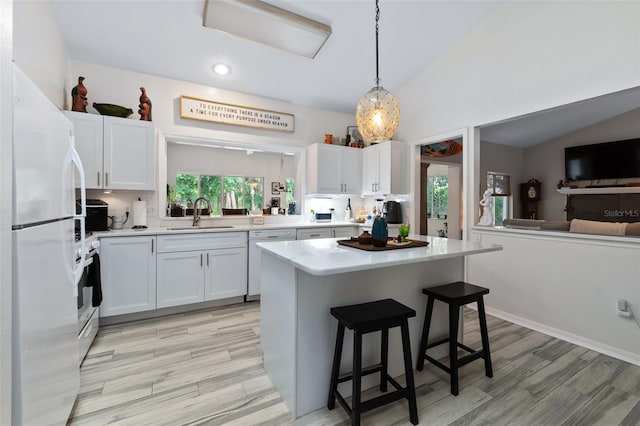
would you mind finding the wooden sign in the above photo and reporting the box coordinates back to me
[180,95,294,132]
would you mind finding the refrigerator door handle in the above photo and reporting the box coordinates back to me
[70,140,87,287]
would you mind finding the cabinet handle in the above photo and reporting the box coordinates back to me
[207,253,209,266]
[151,239,154,253]
[97,172,100,186]
[310,233,321,237]
[105,172,109,187]
[201,253,203,267]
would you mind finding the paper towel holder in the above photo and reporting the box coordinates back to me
[132,197,148,229]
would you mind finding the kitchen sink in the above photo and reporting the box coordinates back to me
[166,225,235,230]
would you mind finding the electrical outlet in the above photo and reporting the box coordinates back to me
[125,206,130,213]
[618,299,628,312]
[617,299,632,317]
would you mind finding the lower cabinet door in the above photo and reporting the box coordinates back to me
[157,251,205,308]
[204,247,248,301]
[100,236,156,317]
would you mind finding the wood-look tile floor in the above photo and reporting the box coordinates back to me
[69,302,640,425]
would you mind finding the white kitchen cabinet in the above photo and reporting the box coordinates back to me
[100,236,156,317]
[306,143,361,195]
[332,227,358,238]
[296,227,357,240]
[157,251,205,308]
[204,247,248,301]
[156,232,247,308]
[65,111,155,190]
[361,141,407,195]
[296,228,332,240]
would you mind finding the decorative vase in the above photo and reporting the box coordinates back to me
[371,216,388,247]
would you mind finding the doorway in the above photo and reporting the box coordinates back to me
[420,162,461,239]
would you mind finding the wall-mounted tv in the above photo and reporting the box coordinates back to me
[564,138,640,181]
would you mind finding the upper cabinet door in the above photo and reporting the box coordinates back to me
[341,147,362,194]
[306,143,362,195]
[65,111,103,189]
[377,142,392,195]
[103,117,155,190]
[361,145,379,195]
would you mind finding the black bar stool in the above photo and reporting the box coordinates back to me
[327,298,418,426]
[416,281,493,396]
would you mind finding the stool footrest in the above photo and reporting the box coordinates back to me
[337,363,383,384]
[425,355,451,374]
[361,389,409,413]
[335,382,409,416]
[425,336,450,350]
[458,350,486,367]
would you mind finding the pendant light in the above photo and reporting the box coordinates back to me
[356,0,400,144]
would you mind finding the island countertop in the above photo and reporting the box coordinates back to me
[257,235,502,276]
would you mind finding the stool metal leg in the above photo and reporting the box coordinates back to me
[416,297,434,371]
[352,331,363,426]
[477,297,493,378]
[400,319,419,425]
[327,323,345,410]
[380,328,389,392]
[449,302,460,396]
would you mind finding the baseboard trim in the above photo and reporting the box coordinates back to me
[480,306,640,367]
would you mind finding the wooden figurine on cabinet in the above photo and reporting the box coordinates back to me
[520,178,541,219]
[71,76,88,112]
[138,87,152,121]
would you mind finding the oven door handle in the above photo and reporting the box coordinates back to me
[84,256,94,268]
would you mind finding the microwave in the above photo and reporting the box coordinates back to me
[77,199,109,232]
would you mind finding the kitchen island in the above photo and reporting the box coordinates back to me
[257,235,502,418]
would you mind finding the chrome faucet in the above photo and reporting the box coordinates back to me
[192,197,212,227]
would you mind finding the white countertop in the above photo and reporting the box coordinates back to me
[94,220,360,238]
[257,235,502,276]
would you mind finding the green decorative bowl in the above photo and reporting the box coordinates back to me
[93,103,133,118]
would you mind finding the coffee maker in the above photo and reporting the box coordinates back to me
[382,201,402,224]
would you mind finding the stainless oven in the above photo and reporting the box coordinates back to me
[76,235,100,364]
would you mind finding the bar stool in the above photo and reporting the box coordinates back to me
[416,281,493,396]
[327,298,418,426]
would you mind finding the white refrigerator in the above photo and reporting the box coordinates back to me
[12,65,86,425]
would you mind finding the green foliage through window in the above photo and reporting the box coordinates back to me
[174,173,264,216]
[427,175,448,219]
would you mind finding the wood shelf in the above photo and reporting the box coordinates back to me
[556,187,640,195]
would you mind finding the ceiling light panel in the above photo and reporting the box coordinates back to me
[203,0,331,59]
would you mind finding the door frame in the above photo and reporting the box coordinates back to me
[408,127,476,241]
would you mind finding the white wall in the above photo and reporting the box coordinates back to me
[69,60,356,224]
[398,2,640,142]
[13,0,68,108]
[0,0,12,422]
[68,60,354,148]
[524,108,640,221]
[470,228,640,365]
[397,1,640,234]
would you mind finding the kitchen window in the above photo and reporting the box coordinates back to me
[175,173,264,215]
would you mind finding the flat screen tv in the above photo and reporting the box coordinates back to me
[564,138,640,181]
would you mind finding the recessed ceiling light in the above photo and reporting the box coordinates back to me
[213,64,231,76]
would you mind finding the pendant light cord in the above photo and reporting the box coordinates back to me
[375,0,380,87]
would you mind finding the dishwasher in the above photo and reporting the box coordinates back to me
[248,229,296,300]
